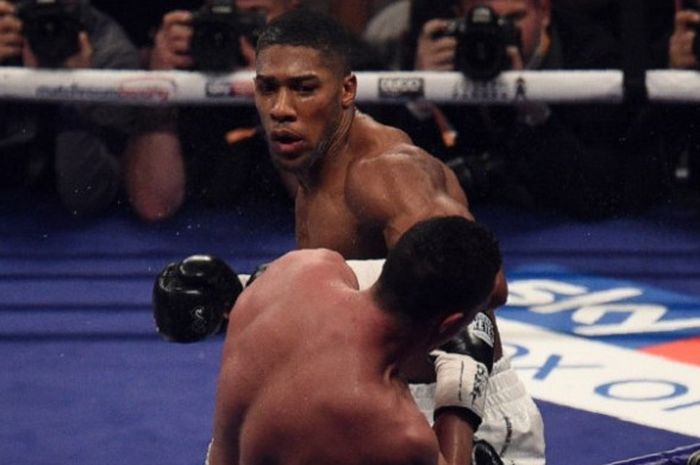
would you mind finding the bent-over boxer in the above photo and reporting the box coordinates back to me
[208,217,503,465]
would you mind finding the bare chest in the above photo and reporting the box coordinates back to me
[295,192,386,259]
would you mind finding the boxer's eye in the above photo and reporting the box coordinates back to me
[255,78,277,95]
[292,79,319,96]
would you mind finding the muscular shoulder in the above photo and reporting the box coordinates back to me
[355,110,414,146]
[346,143,469,221]
[376,143,444,173]
[329,386,439,465]
[267,249,359,289]
[347,143,439,195]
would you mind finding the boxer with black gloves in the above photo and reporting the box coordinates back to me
[249,10,544,465]
[153,255,243,343]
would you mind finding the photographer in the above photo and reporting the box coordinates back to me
[0,0,140,216]
[661,0,700,195]
[366,0,674,219]
[125,0,300,222]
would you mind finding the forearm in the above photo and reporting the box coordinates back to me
[432,313,497,465]
[434,409,475,465]
[125,108,185,221]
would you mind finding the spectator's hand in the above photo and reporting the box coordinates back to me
[415,19,458,71]
[506,45,525,71]
[0,0,23,64]
[669,9,700,69]
[150,10,194,70]
[63,32,93,69]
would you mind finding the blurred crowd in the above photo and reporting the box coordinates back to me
[1,0,699,221]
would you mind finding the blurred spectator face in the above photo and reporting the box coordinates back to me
[235,0,300,21]
[458,0,550,64]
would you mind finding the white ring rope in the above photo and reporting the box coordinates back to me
[646,70,700,103]
[0,67,626,105]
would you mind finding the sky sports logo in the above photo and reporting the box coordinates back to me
[502,267,700,352]
[497,265,700,437]
[501,318,700,438]
[378,77,425,99]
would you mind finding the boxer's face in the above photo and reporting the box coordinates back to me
[254,45,354,173]
[458,0,550,64]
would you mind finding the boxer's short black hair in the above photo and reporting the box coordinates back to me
[377,216,502,321]
[256,9,353,76]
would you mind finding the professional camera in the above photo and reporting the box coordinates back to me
[190,0,266,72]
[682,0,700,62]
[15,0,84,68]
[435,5,521,81]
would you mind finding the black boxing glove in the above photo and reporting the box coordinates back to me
[472,439,504,465]
[431,312,495,430]
[245,262,269,288]
[153,255,243,343]
[439,312,495,373]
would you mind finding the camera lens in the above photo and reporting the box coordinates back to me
[189,6,265,72]
[454,5,512,81]
[191,18,240,71]
[19,2,81,68]
[462,32,500,73]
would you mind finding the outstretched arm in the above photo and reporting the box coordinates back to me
[346,149,506,360]
[346,147,473,248]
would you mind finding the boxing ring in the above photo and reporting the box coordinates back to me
[1,68,700,465]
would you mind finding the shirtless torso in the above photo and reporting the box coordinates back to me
[209,249,441,465]
[294,112,472,259]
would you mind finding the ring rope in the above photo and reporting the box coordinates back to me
[646,70,700,103]
[0,67,627,105]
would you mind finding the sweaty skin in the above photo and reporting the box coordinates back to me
[295,117,471,258]
[210,250,454,465]
[254,44,507,355]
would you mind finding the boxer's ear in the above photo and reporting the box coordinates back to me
[341,74,357,109]
[435,312,466,345]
